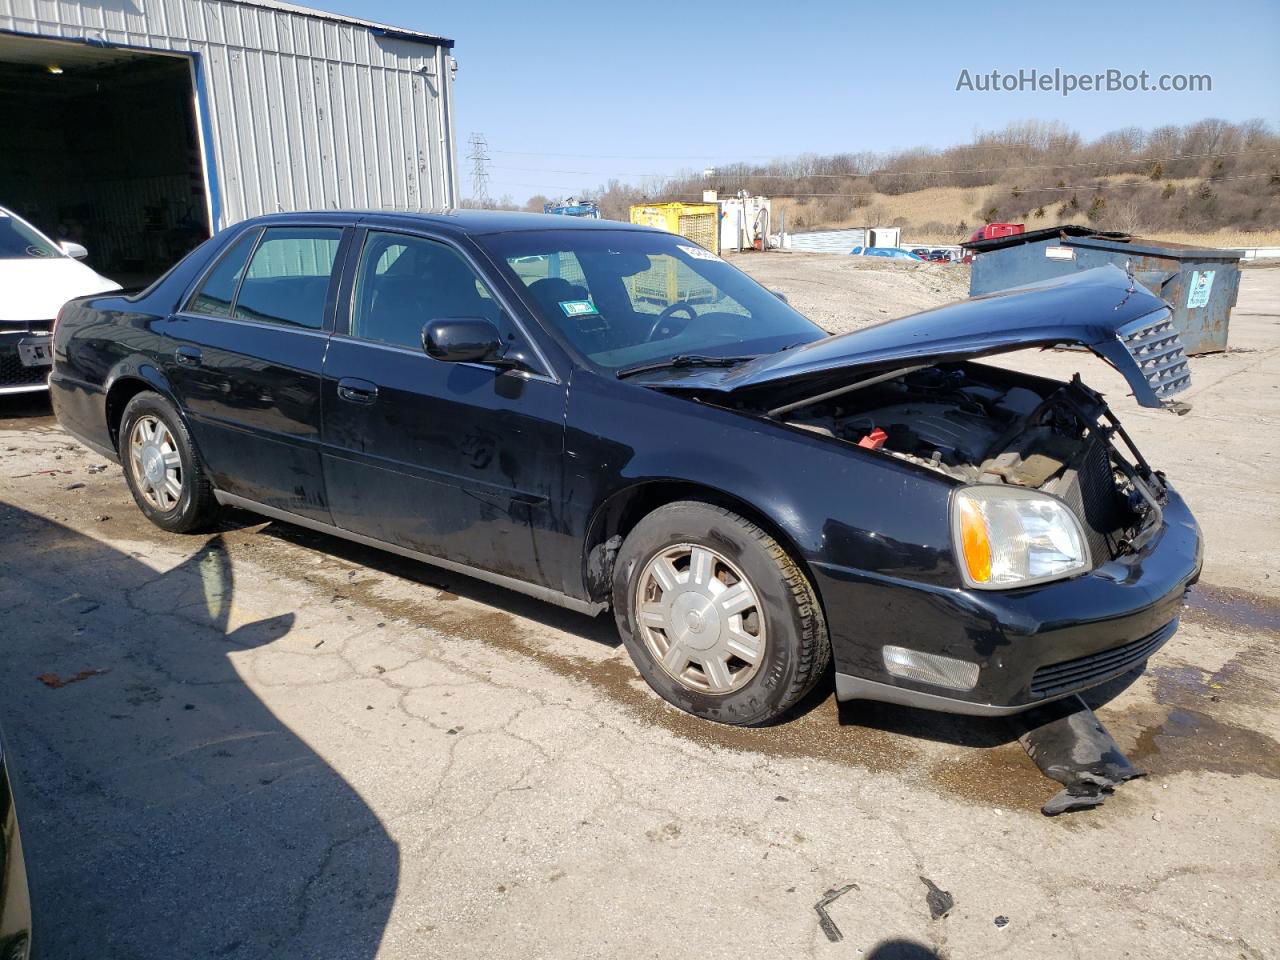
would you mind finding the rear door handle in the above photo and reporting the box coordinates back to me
[337,377,378,404]
[175,346,202,366]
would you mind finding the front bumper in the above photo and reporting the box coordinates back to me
[0,327,53,395]
[815,487,1203,715]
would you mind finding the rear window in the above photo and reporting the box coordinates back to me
[0,210,61,260]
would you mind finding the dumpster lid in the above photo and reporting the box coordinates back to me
[634,265,1191,409]
[964,223,1243,260]
[962,224,1127,252]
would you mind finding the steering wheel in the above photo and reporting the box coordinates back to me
[645,302,697,342]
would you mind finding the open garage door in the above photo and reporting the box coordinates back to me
[0,34,211,286]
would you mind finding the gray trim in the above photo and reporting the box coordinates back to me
[213,491,607,617]
[834,672,1045,717]
[0,382,49,395]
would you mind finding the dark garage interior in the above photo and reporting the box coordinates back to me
[0,34,211,285]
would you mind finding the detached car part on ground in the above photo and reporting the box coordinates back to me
[49,212,1201,727]
[0,206,120,395]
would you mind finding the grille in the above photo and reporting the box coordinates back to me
[1030,619,1177,698]
[0,330,52,386]
[1118,314,1190,399]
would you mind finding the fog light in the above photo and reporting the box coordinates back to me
[883,646,980,692]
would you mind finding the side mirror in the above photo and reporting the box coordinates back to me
[422,317,505,364]
[59,241,89,260]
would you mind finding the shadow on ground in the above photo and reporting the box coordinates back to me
[0,504,398,959]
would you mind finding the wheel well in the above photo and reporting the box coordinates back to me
[583,480,816,603]
[104,377,155,452]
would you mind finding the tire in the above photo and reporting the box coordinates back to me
[612,500,830,726]
[118,391,220,533]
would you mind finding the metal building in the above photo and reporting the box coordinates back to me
[0,0,457,281]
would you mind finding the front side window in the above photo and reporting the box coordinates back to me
[232,228,342,329]
[0,210,61,260]
[477,229,822,373]
[184,230,259,318]
[350,232,506,351]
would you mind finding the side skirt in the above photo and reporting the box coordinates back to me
[213,491,607,618]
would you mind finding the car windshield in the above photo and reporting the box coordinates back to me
[0,211,62,260]
[477,229,823,373]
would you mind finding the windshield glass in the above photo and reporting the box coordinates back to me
[477,229,823,373]
[0,211,62,260]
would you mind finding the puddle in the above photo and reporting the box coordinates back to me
[926,743,1052,811]
[1182,583,1280,635]
[1128,705,1280,780]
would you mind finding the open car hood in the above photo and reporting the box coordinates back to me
[650,265,1190,409]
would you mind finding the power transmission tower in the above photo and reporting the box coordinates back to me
[467,132,490,206]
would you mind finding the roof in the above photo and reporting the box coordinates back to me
[228,0,453,47]
[243,208,662,234]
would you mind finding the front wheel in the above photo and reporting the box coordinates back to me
[612,501,830,726]
[119,391,220,533]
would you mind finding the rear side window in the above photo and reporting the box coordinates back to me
[184,230,258,318]
[233,228,342,330]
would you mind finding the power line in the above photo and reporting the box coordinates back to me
[488,148,1278,184]
[489,171,1274,200]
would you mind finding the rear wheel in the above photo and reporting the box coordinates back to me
[119,391,219,533]
[613,501,830,725]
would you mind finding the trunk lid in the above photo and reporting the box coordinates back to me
[644,265,1190,409]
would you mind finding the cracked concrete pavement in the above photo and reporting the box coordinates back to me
[0,263,1277,959]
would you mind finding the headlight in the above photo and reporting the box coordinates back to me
[952,486,1090,589]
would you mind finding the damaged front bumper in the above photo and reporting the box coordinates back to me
[818,486,1203,716]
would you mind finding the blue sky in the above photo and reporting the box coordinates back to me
[324,0,1279,202]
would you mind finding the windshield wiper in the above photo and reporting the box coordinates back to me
[616,354,758,379]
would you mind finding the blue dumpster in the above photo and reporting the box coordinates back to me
[964,225,1243,354]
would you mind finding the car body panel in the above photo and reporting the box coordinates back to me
[49,210,1204,716]
[633,265,1189,409]
[0,256,121,323]
[320,335,570,585]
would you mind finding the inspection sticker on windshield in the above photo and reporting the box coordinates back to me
[559,299,599,317]
[678,244,721,262]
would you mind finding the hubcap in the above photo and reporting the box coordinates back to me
[635,543,766,695]
[128,415,183,511]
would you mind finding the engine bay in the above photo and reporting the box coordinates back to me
[777,363,1166,559]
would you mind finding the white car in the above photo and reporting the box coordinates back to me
[1,206,120,395]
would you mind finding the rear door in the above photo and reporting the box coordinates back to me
[164,224,348,521]
[320,227,568,586]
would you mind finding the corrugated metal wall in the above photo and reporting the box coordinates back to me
[0,0,458,229]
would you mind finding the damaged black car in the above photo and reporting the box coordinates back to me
[49,212,1202,726]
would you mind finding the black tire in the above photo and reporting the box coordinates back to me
[118,391,220,533]
[612,501,830,726]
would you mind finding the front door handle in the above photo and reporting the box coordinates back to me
[337,377,378,404]
[175,346,202,366]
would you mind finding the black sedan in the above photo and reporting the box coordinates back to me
[49,211,1201,725]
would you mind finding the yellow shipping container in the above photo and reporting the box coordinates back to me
[629,202,720,255]
[627,202,721,306]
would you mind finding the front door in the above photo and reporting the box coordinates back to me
[321,229,568,586]
[163,225,346,521]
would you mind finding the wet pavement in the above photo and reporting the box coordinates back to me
[0,267,1277,958]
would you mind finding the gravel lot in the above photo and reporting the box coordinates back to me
[0,260,1276,959]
